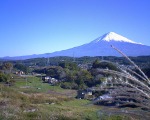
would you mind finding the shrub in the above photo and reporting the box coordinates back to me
[0,73,8,82]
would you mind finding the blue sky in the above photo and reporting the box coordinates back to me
[0,0,150,57]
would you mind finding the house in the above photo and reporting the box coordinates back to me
[43,76,51,82]
[94,94,112,101]
[16,71,24,75]
[42,76,58,85]
[49,78,58,85]
[77,88,93,99]
[93,94,114,106]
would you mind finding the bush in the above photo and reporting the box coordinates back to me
[61,82,78,89]
[0,73,8,82]
[61,82,73,89]
[92,60,119,71]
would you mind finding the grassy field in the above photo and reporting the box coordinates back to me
[0,75,101,120]
[13,76,63,92]
[0,75,138,120]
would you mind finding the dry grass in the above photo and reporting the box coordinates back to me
[0,83,100,120]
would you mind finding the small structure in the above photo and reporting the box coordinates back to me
[93,94,115,106]
[16,71,24,75]
[77,88,93,99]
[43,76,51,82]
[94,94,113,102]
[42,76,58,85]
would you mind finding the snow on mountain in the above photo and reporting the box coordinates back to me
[92,32,138,44]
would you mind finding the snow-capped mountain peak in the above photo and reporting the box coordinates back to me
[93,32,137,44]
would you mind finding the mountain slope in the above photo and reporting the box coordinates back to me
[1,32,150,60]
[47,32,150,57]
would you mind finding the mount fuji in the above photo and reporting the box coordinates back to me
[2,32,150,60]
[46,32,150,57]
